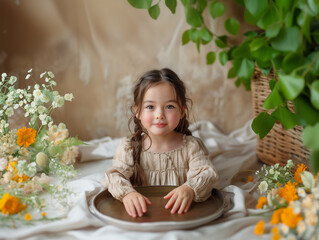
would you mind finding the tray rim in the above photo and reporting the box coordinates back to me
[89,186,225,231]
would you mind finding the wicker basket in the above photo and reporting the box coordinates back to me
[251,67,311,168]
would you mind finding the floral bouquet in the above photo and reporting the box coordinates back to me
[0,69,83,227]
[253,160,319,239]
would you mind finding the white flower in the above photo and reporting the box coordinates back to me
[40,94,50,103]
[27,68,32,73]
[258,181,268,193]
[47,71,55,78]
[5,107,14,117]
[33,89,42,99]
[297,188,306,198]
[39,114,47,121]
[297,220,306,235]
[40,72,46,78]
[0,157,8,171]
[3,172,13,183]
[58,122,66,130]
[64,93,74,101]
[52,96,64,108]
[38,105,47,113]
[286,159,294,168]
[269,168,274,174]
[25,74,31,79]
[1,73,7,78]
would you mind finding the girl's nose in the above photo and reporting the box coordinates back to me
[156,110,165,119]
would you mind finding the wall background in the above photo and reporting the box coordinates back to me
[0,0,254,141]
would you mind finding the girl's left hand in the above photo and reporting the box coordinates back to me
[163,185,194,214]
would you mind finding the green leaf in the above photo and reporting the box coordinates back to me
[244,31,258,38]
[182,30,190,45]
[185,6,203,27]
[252,112,276,138]
[278,73,305,100]
[310,150,319,175]
[257,6,280,30]
[165,0,177,14]
[265,22,281,39]
[62,136,85,147]
[244,9,257,25]
[214,36,227,48]
[310,80,319,110]
[275,0,292,10]
[227,67,237,78]
[200,28,212,42]
[224,18,240,35]
[209,1,226,19]
[308,0,319,15]
[237,58,255,80]
[148,4,160,19]
[294,95,319,126]
[189,28,201,42]
[219,51,228,65]
[206,52,216,65]
[313,30,319,45]
[271,106,299,129]
[302,122,319,151]
[270,27,300,52]
[259,67,271,76]
[269,79,276,90]
[282,53,303,74]
[297,11,311,42]
[234,0,244,6]
[263,83,284,109]
[198,0,207,13]
[249,38,265,52]
[127,0,152,9]
[231,41,251,59]
[244,0,268,19]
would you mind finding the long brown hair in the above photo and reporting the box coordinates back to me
[128,68,192,186]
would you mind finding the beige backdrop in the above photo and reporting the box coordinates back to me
[0,0,253,141]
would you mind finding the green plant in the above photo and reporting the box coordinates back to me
[127,0,319,173]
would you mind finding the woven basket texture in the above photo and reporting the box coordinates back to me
[251,68,311,168]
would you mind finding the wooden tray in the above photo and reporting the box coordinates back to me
[89,186,225,231]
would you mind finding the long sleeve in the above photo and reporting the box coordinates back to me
[101,137,136,201]
[183,136,219,202]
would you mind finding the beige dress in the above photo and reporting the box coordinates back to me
[102,135,219,202]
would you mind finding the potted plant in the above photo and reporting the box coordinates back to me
[127,0,319,172]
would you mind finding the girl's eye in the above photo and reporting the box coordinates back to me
[166,105,175,109]
[145,105,154,109]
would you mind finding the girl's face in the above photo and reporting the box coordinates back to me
[137,82,183,138]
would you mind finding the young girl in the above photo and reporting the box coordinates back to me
[102,68,219,218]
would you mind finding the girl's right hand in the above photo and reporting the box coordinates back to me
[122,191,152,218]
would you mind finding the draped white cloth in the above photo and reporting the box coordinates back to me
[1,120,272,240]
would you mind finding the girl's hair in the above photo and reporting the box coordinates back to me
[128,68,192,186]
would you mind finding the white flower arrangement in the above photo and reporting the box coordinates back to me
[0,69,83,227]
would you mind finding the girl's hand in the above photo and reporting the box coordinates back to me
[163,185,194,214]
[122,191,152,218]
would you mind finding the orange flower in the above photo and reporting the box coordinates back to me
[254,220,265,235]
[280,207,303,228]
[294,164,307,183]
[41,212,47,217]
[271,209,284,225]
[279,181,299,203]
[24,213,32,221]
[256,196,267,209]
[271,227,281,240]
[0,193,27,215]
[17,127,36,148]
[247,175,253,182]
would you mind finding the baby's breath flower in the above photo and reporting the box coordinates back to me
[5,107,14,117]
[258,181,268,193]
[25,74,31,80]
[64,93,74,101]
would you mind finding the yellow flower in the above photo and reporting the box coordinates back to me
[247,175,253,182]
[41,212,47,217]
[254,220,265,235]
[24,213,32,221]
[294,164,307,183]
[0,193,27,215]
[271,227,281,240]
[281,207,303,228]
[256,196,267,209]
[271,209,284,225]
[17,127,36,148]
[6,161,17,172]
[279,181,299,203]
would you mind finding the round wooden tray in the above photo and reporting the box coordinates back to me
[89,186,225,231]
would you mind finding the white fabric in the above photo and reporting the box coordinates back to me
[0,120,271,240]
